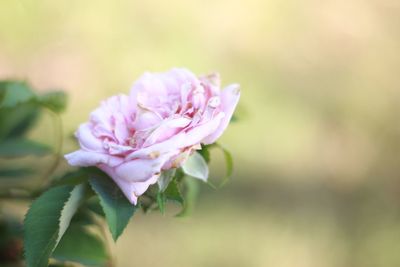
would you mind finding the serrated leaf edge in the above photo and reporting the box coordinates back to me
[23,185,84,267]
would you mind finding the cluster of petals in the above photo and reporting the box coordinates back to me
[65,68,240,204]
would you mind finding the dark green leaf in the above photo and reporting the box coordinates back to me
[86,198,106,218]
[68,208,96,226]
[198,145,210,163]
[89,171,137,241]
[0,81,35,108]
[164,180,184,204]
[54,169,89,186]
[156,193,166,214]
[157,179,183,214]
[0,138,51,157]
[24,185,85,267]
[52,224,108,266]
[0,167,35,178]
[138,184,158,213]
[0,102,40,140]
[38,91,67,113]
[182,152,209,182]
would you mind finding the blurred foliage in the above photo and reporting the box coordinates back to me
[1,0,400,266]
[0,81,65,184]
[0,80,230,266]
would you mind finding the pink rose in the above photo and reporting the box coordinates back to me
[65,68,240,204]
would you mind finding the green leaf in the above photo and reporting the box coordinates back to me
[212,143,234,187]
[200,143,234,187]
[0,102,40,140]
[52,224,108,266]
[182,152,209,182]
[157,179,183,214]
[198,145,210,163]
[0,167,35,178]
[222,147,233,178]
[157,169,176,192]
[86,198,106,218]
[0,81,35,108]
[164,180,184,204]
[156,192,166,214]
[177,177,200,217]
[230,113,238,123]
[24,185,85,267]
[0,138,51,157]
[54,169,89,186]
[67,208,96,226]
[89,171,137,241]
[38,91,67,113]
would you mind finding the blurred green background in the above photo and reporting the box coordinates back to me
[1,0,400,266]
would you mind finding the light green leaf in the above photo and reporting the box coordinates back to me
[57,185,85,244]
[215,143,234,187]
[177,177,199,217]
[39,91,67,113]
[0,138,51,157]
[157,169,176,192]
[24,184,85,267]
[182,152,209,182]
[200,143,234,187]
[52,224,108,266]
[230,113,238,122]
[89,171,137,241]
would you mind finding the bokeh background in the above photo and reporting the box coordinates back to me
[1,0,400,266]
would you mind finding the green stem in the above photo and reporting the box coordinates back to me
[41,110,63,187]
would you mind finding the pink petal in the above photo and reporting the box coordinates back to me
[202,84,240,144]
[169,68,198,85]
[143,116,191,147]
[64,150,123,167]
[184,112,225,146]
[114,153,173,182]
[100,164,159,205]
[125,133,186,160]
[113,113,130,144]
[76,123,104,152]
[133,109,162,131]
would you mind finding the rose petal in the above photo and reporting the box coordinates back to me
[64,150,123,167]
[202,84,240,144]
[113,113,130,144]
[143,116,191,147]
[125,133,186,160]
[76,123,104,152]
[184,112,225,146]
[100,164,159,205]
[114,152,172,182]
[133,109,163,131]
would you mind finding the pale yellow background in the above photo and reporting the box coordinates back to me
[1,0,400,266]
